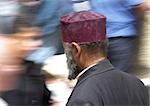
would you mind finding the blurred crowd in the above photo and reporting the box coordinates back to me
[0,0,149,106]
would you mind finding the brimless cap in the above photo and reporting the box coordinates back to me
[60,11,106,44]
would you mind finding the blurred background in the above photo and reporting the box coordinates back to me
[0,0,149,106]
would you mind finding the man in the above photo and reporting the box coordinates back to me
[60,11,149,106]
[0,0,73,105]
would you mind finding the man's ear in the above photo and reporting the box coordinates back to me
[71,42,81,58]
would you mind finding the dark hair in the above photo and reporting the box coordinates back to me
[80,40,108,57]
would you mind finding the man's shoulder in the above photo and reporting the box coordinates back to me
[85,67,144,88]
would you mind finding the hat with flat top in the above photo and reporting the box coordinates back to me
[60,11,106,44]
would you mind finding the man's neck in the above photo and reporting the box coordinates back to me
[84,57,106,69]
[77,57,106,79]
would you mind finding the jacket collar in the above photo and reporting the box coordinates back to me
[77,59,114,86]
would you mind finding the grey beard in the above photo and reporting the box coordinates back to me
[65,50,81,80]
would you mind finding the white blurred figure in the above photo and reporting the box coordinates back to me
[72,0,91,12]
[0,98,8,106]
[46,79,72,106]
[43,54,76,106]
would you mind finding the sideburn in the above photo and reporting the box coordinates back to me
[65,50,81,80]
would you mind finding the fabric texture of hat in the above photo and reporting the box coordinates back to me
[60,11,106,44]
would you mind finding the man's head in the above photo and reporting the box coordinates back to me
[60,11,107,80]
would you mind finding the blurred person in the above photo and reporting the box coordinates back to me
[0,0,41,91]
[60,11,149,106]
[0,0,19,93]
[89,0,148,72]
[0,28,42,106]
[0,0,73,105]
[0,0,42,105]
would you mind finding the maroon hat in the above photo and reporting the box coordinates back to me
[60,11,106,44]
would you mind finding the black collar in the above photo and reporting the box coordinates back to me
[77,59,114,86]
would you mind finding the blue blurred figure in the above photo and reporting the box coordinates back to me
[90,0,148,72]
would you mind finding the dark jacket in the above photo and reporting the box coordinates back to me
[67,59,149,106]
